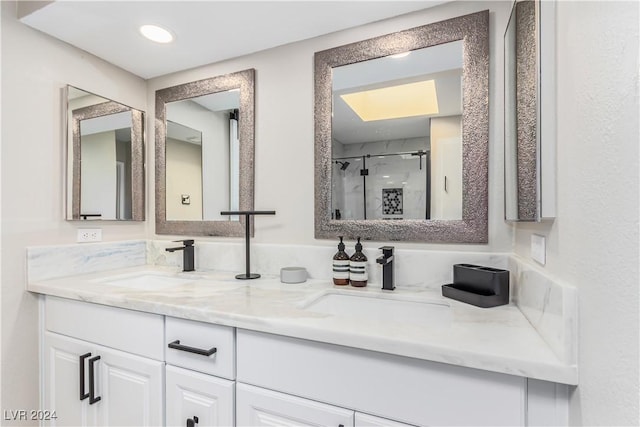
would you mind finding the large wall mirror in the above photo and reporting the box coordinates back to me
[315,11,489,242]
[65,85,145,221]
[155,69,254,236]
[504,0,556,221]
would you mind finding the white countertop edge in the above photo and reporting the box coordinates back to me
[27,275,578,386]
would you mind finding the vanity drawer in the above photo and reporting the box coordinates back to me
[237,329,526,426]
[45,296,164,360]
[166,316,235,379]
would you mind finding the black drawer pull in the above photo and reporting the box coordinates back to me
[186,416,199,427]
[168,340,217,356]
[79,353,91,401]
[88,355,101,404]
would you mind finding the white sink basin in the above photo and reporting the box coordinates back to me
[303,291,451,326]
[97,270,201,291]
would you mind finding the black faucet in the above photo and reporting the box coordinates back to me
[376,246,395,291]
[165,239,195,272]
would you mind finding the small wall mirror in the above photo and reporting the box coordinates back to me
[155,69,255,236]
[504,0,556,221]
[315,11,489,242]
[65,86,145,221]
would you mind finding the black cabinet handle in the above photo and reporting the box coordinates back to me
[168,340,217,356]
[186,416,199,427]
[79,353,91,401]
[88,355,101,404]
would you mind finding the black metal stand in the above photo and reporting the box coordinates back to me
[220,210,276,280]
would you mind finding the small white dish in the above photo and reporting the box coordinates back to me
[280,267,307,284]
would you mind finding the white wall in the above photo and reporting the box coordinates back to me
[512,1,639,425]
[148,1,513,252]
[0,1,147,418]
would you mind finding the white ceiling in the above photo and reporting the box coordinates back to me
[19,1,445,79]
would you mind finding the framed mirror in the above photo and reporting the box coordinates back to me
[504,0,556,221]
[65,86,145,221]
[315,11,489,242]
[155,69,255,236]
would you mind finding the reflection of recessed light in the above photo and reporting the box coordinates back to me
[139,25,174,43]
[389,51,411,59]
[402,181,408,185]
[382,175,390,178]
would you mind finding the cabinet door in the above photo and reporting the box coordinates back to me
[94,345,164,427]
[166,365,235,427]
[236,383,353,427]
[43,332,97,427]
[355,412,416,427]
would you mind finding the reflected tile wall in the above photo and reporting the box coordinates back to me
[333,138,429,220]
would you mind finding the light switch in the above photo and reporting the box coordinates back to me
[531,234,546,265]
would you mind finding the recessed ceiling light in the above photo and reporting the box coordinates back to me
[139,25,174,43]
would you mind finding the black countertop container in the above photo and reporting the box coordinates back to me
[442,264,509,308]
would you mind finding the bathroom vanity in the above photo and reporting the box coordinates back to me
[29,244,577,427]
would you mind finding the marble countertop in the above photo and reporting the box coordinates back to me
[28,265,578,385]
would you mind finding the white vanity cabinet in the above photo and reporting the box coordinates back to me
[237,383,354,426]
[39,296,567,427]
[236,383,415,427]
[43,297,164,427]
[43,333,96,427]
[355,412,416,427]
[165,317,236,427]
[237,329,526,426]
[166,366,234,427]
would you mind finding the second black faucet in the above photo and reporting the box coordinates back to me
[376,246,395,291]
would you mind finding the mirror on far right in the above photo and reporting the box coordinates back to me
[504,0,557,221]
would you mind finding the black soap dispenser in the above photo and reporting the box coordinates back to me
[349,237,368,287]
[332,236,350,286]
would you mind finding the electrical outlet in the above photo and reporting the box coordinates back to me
[531,234,546,265]
[77,228,102,243]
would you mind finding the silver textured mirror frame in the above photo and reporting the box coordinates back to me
[314,11,489,243]
[504,0,557,222]
[67,87,145,221]
[155,69,255,236]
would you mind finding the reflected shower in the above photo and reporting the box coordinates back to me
[335,160,350,170]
